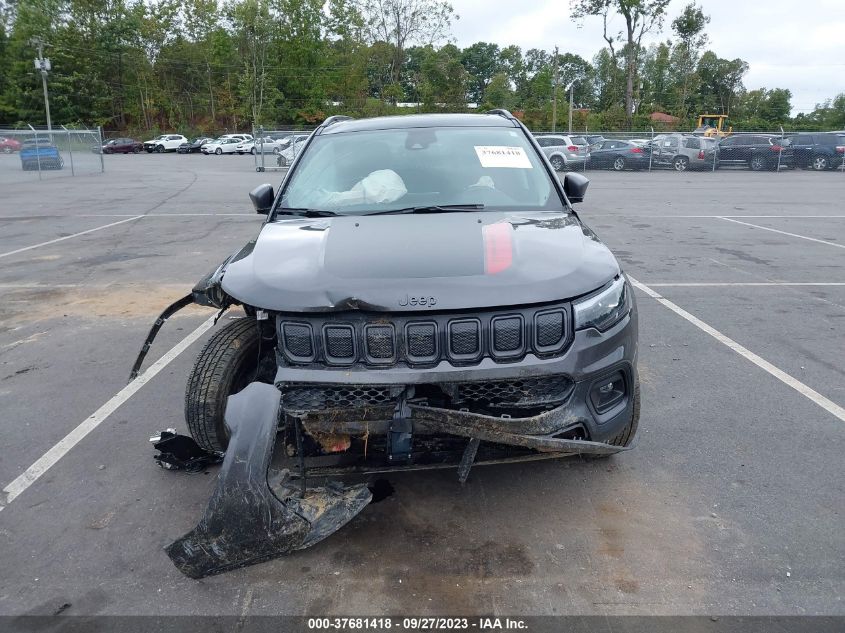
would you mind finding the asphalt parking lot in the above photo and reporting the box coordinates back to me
[0,153,843,617]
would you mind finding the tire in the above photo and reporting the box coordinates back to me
[156,144,165,153]
[184,317,265,452]
[612,156,626,171]
[250,148,256,155]
[749,155,766,171]
[133,147,140,154]
[550,155,565,171]
[215,148,222,155]
[589,378,640,458]
[673,156,689,171]
[811,154,829,171]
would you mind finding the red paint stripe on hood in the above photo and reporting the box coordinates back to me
[483,222,513,274]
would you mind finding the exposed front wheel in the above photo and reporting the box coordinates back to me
[184,317,272,452]
[156,144,165,153]
[673,156,689,171]
[250,148,256,155]
[215,148,222,155]
[811,154,829,171]
[613,156,626,171]
[550,156,564,171]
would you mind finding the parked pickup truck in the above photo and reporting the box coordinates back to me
[20,138,64,170]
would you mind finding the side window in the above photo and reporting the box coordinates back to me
[683,137,699,149]
[663,137,679,148]
[795,135,812,145]
[536,137,549,147]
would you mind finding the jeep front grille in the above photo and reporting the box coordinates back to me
[277,301,571,368]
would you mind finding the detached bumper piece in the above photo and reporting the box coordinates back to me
[151,430,223,473]
[166,383,371,579]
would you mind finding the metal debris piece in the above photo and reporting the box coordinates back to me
[128,294,195,381]
[457,438,481,484]
[165,383,371,579]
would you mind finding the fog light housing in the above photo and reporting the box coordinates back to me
[590,371,626,414]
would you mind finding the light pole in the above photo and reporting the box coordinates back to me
[565,80,576,134]
[31,38,52,134]
[551,46,559,133]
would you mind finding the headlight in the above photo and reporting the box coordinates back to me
[573,276,629,332]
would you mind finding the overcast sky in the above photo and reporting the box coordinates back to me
[449,0,845,115]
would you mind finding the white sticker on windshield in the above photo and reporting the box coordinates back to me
[474,146,533,169]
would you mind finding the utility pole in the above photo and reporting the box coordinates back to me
[31,38,53,134]
[568,82,574,134]
[551,46,559,133]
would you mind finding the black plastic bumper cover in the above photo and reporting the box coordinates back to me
[166,382,372,579]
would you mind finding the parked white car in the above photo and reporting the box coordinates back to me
[275,134,310,166]
[235,137,278,155]
[201,138,241,155]
[143,134,188,153]
[220,133,253,143]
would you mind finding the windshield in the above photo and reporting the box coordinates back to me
[279,126,561,215]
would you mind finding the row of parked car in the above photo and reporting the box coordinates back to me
[92,132,311,167]
[535,131,845,172]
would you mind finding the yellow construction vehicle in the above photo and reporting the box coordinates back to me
[694,114,732,138]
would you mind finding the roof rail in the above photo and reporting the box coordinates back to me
[321,115,354,127]
[486,109,516,120]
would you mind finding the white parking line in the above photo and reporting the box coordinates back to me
[0,313,217,511]
[646,282,845,287]
[629,276,845,423]
[0,216,143,259]
[717,217,845,250]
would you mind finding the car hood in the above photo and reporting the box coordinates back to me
[220,211,620,312]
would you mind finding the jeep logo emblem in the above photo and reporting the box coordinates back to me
[399,294,437,307]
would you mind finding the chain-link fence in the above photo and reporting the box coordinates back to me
[251,126,315,172]
[0,125,105,184]
[532,128,845,174]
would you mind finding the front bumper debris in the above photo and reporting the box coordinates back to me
[166,383,371,579]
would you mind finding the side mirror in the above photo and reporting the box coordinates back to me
[249,183,274,214]
[563,172,589,204]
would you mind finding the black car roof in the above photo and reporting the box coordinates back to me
[319,113,518,135]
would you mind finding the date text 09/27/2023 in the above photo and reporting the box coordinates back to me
[307,617,528,630]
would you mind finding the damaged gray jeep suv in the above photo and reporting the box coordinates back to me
[135,110,639,578]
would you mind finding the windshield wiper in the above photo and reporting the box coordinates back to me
[275,207,339,217]
[365,204,485,216]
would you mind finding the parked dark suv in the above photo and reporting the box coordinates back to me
[134,111,640,578]
[789,133,845,171]
[717,134,793,170]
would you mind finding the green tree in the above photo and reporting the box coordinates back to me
[670,2,709,117]
[357,0,455,94]
[460,41,500,103]
[696,51,748,115]
[571,0,672,127]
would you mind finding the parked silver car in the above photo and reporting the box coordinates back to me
[650,133,718,171]
[534,134,589,171]
[275,134,310,167]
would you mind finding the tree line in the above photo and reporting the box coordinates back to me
[0,0,842,134]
